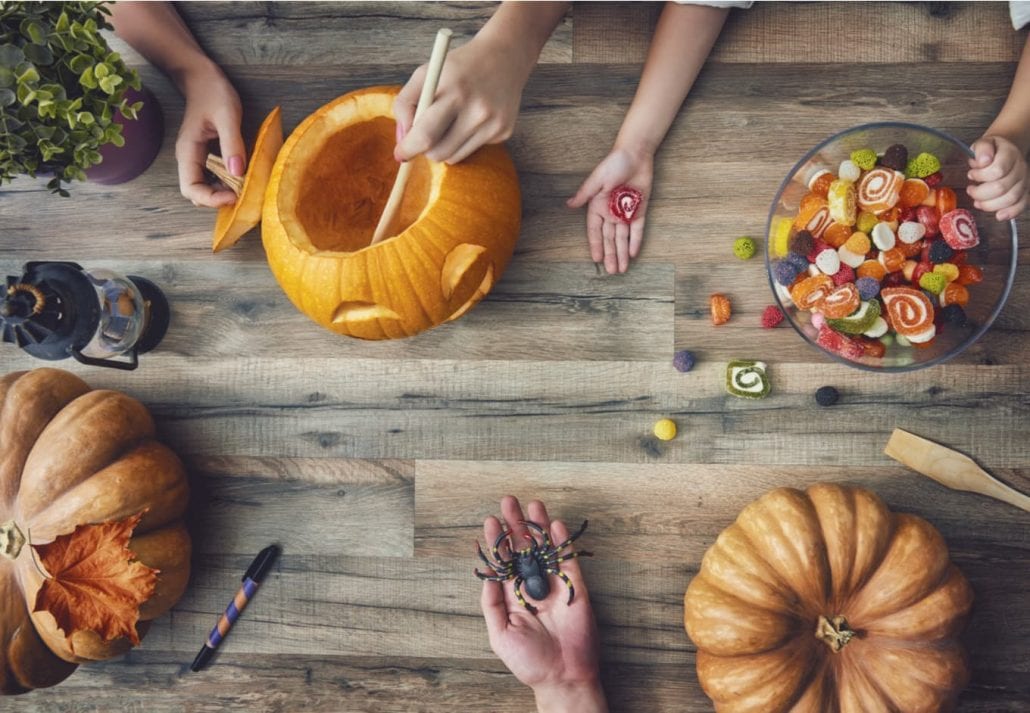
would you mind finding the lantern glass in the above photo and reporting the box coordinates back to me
[77,269,147,360]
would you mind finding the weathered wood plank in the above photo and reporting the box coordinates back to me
[572,1,1025,65]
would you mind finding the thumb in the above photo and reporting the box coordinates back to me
[393,65,424,141]
[969,137,995,169]
[215,111,247,177]
[567,168,606,209]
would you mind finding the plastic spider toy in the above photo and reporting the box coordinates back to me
[475,519,592,614]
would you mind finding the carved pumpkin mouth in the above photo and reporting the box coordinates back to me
[278,95,439,254]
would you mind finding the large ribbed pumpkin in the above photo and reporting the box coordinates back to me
[684,484,973,712]
[0,368,190,693]
[261,86,521,339]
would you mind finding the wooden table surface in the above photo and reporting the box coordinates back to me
[2,2,1029,711]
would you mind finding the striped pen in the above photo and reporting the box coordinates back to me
[191,544,280,672]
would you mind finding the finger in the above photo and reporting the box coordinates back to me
[587,211,604,262]
[629,213,646,258]
[602,220,617,275]
[567,169,606,209]
[427,111,486,164]
[214,110,247,178]
[968,137,995,169]
[396,97,459,161]
[444,123,499,165]
[526,500,551,534]
[976,179,1026,213]
[176,136,236,208]
[966,169,1022,202]
[997,194,1027,221]
[480,516,510,635]
[968,148,1016,183]
[615,221,630,273]
[393,64,424,137]
[500,495,529,549]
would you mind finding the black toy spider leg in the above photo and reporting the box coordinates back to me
[491,528,514,561]
[477,541,509,572]
[475,570,513,582]
[512,576,537,614]
[547,567,576,605]
[521,520,554,549]
[543,550,593,566]
[551,520,589,551]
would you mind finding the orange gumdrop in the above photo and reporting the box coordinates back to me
[857,259,887,281]
[957,264,983,285]
[936,187,958,216]
[898,179,930,208]
[879,247,906,272]
[823,222,853,248]
[820,283,861,319]
[941,282,970,307]
[810,172,835,197]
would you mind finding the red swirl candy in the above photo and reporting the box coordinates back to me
[858,167,904,213]
[939,208,980,250]
[609,186,643,224]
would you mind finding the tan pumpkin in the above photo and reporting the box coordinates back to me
[214,86,522,339]
[684,483,973,713]
[0,368,190,693]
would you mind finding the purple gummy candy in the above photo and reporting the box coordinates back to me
[672,350,696,373]
[773,259,801,286]
[785,252,810,271]
[855,277,880,300]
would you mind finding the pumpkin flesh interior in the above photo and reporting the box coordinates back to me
[295,117,433,253]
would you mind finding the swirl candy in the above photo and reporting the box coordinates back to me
[790,274,834,311]
[939,208,980,250]
[819,282,861,319]
[881,287,936,342]
[609,185,642,223]
[857,167,904,213]
[725,360,771,399]
[793,198,833,238]
[827,179,857,225]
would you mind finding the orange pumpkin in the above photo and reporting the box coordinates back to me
[0,369,190,693]
[215,86,522,339]
[684,483,973,712]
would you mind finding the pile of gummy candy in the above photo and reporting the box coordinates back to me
[770,143,984,361]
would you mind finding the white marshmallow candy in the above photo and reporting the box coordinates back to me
[871,222,896,251]
[815,248,841,275]
[897,221,926,244]
[862,316,889,338]
[807,263,821,277]
[838,246,866,268]
[838,160,861,182]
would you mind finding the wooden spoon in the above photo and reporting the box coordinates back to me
[884,428,1030,512]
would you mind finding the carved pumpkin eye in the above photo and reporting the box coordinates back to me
[446,264,495,323]
[441,243,488,301]
[331,301,401,325]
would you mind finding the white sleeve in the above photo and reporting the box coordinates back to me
[1011,1,1030,29]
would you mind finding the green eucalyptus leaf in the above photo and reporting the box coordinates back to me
[93,61,108,79]
[0,88,14,107]
[23,43,52,65]
[0,67,14,88]
[54,10,70,33]
[76,110,94,125]
[15,63,39,84]
[78,65,95,89]
[67,53,91,74]
[0,44,25,67]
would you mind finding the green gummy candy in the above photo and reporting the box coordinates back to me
[905,152,941,179]
[826,299,881,335]
[733,236,756,260]
[725,360,771,399]
[850,148,877,171]
[919,271,947,295]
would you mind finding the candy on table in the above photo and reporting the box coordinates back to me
[761,305,784,328]
[936,186,957,215]
[789,229,815,256]
[939,208,980,250]
[940,282,970,307]
[831,264,855,286]
[905,151,942,179]
[609,185,643,223]
[881,287,936,343]
[814,385,840,406]
[838,245,866,268]
[898,178,930,208]
[897,221,926,244]
[790,273,835,311]
[771,216,792,256]
[733,236,757,260]
[957,264,983,285]
[816,324,865,360]
[653,418,677,441]
[725,360,771,399]
[815,247,841,275]
[819,282,861,319]
[838,159,861,182]
[672,350,696,373]
[855,276,880,299]
[827,179,857,225]
[880,143,908,172]
[857,167,904,213]
[941,304,968,326]
[871,221,896,250]
[933,262,960,283]
[710,293,732,325]
[857,259,887,281]
[808,169,835,197]
[878,247,906,272]
[822,221,853,248]
[916,206,940,237]
[850,148,877,171]
[863,315,889,338]
[827,298,880,334]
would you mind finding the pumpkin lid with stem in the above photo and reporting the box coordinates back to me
[210,106,283,252]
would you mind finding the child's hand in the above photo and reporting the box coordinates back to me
[567,147,653,274]
[480,496,607,713]
[967,135,1029,221]
[175,62,245,208]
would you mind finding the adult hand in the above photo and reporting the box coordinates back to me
[479,496,607,713]
[567,147,654,274]
[967,135,1029,222]
[175,62,245,208]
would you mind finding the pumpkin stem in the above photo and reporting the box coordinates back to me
[815,614,856,653]
[205,154,244,196]
[0,519,26,560]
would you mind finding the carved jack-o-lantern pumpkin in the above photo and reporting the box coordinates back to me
[213,87,522,339]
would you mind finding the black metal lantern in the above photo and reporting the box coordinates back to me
[0,261,169,370]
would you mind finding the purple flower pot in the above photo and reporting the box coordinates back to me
[84,86,164,185]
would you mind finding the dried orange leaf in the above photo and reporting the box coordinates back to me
[32,513,158,648]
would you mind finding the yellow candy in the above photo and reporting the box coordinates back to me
[856,211,878,234]
[827,179,857,225]
[933,262,960,282]
[843,232,871,255]
[653,418,677,441]
[771,216,791,257]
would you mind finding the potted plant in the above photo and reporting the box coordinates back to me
[0,1,163,195]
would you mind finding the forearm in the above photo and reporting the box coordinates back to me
[616,2,729,156]
[986,33,1030,153]
[534,678,608,713]
[477,1,569,78]
[107,1,216,92]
